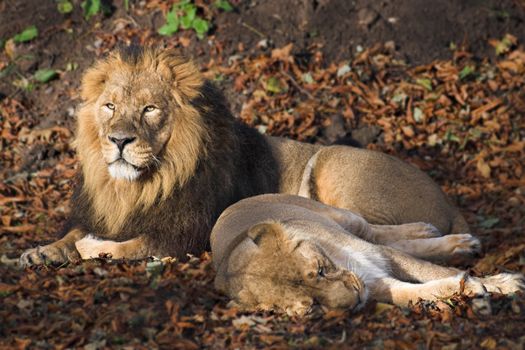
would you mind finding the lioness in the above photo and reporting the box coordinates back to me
[211,194,524,316]
[21,46,470,265]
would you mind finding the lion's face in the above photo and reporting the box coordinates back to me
[94,71,176,181]
[78,47,205,185]
[224,223,367,316]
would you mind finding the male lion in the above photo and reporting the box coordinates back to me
[211,194,524,316]
[21,46,472,265]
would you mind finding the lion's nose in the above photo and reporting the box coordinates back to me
[108,134,136,153]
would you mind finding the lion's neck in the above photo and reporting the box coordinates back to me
[83,159,182,236]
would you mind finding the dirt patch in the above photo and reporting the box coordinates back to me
[1,0,525,121]
[216,0,525,64]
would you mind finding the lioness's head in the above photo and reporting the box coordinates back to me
[76,46,210,234]
[217,222,367,316]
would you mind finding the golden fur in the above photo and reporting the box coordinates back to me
[20,46,474,267]
[211,194,524,315]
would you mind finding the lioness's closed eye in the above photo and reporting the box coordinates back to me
[211,194,525,316]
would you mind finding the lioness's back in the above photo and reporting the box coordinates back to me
[309,146,467,233]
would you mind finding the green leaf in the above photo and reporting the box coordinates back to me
[302,72,314,84]
[66,62,78,71]
[416,78,432,91]
[479,217,500,229]
[192,18,209,39]
[182,3,195,13]
[174,0,191,8]
[181,15,193,30]
[215,0,233,12]
[444,129,460,143]
[57,0,73,14]
[459,65,475,80]
[495,37,513,56]
[266,76,282,94]
[159,7,180,35]
[158,22,179,36]
[185,6,197,21]
[165,10,179,25]
[34,69,58,83]
[180,3,196,29]
[82,0,101,20]
[13,26,38,43]
[391,92,407,106]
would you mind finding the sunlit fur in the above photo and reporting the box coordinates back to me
[75,48,209,235]
[107,161,142,181]
[212,194,525,315]
[22,46,473,266]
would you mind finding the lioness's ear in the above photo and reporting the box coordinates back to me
[247,223,284,248]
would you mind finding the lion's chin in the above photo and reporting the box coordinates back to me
[108,161,142,181]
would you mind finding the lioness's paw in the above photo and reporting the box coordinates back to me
[480,273,525,294]
[449,234,481,255]
[284,300,312,317]
[451,273,487,296]
[434,273,487,297]
[19,244,78,267]
[399,222,442,239]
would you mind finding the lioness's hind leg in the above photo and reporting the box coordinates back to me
[369,223,442,244]
[389,234,481,263]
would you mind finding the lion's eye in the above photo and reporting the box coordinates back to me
[144,105,156,113]
[105,103,115,110]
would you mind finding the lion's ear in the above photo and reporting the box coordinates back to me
[156,49,203,100]
[247,222,285,249]
[81,61,111,102]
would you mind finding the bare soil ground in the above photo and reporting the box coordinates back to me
[1,0,525,348]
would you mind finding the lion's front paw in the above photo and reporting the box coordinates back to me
[19,244,79,267]
[480,273,525,294]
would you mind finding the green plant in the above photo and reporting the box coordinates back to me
[34,69,59,83]
[13,26,38,43]
[158,0,233,39]
[81,0,111,20]
[214,0,233,12]
[57,0,73,14]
